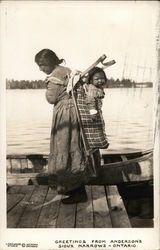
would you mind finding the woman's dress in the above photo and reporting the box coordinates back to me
[45,65,95,194]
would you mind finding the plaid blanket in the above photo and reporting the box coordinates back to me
[75,84,109,149]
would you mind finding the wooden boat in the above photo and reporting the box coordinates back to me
[7,149,153,186]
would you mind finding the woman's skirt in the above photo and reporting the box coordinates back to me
[48,98,100,194]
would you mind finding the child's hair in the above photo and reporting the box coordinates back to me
[88,67,107,84]
[35,49,64,67]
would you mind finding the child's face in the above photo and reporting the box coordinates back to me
[91,72,106,88]
[38,62,54,75]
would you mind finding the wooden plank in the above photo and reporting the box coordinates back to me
[130,217,153,228]
[106,185,131,228]
[56,196,76,228]
[7,151,152,160]
[21,159,29,173]
[7,185,23,194]
[27,157,48,173]
[7,185,34,194]
[7,194,24,212]
[7,155,27,159]
[17,186,48,228]
[76,186,94,228]
[7,154,48,159]
[121,155,128,162]
[92,186,112,228]
[120,155,131,182]
[11,159,21,173]
[89,158,153,185]
[37,188,61,228]
[7,173,49,185]
[7,159,12,174]
[7,186,35,228]
[27,159,35,172]
[7,173,39,185]
[129,158,153,181]
[102,153,153,168]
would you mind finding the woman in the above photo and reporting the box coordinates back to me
[35,49,90,204]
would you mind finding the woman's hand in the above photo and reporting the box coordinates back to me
[67,70,81,93]
[81,73,89,84]
[66,70,89,93]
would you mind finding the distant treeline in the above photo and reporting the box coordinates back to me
[6,78,153,89]
[6,79,46,89]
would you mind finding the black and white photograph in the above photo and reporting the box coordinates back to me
[0,1,159,249]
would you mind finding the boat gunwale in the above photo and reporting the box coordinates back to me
[6,149,153,160]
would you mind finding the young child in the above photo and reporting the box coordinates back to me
[85,67,107,118]
[76,66,109,150]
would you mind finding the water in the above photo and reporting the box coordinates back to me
[6,88,153,155]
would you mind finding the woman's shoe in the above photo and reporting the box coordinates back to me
[62,186,88,204]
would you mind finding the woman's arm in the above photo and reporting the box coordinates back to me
[45,81,60,104]
[45,67,70,104]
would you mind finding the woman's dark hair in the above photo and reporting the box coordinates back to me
[88,67,107,84]
[35,49,64,67]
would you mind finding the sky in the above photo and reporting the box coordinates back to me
[1,0,159,82]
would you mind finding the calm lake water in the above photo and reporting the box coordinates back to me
[6,88,153,155]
